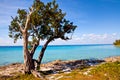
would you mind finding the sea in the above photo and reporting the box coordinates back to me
[0,44,120,66]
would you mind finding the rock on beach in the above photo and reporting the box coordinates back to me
[104,56,120,62]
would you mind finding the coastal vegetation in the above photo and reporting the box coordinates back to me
[0,57,120,80]
[8,0,76,77]
[113,39,120,46]
[57,62,120,80]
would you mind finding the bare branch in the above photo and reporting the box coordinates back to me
[17,21,24,32]
[24,7,34,31]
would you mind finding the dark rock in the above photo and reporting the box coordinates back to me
[40,59,105,74]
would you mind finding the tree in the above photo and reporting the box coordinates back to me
[113,39,120,46]
[9,0,77,75]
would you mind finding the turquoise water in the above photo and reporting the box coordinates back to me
[0,44,120,66]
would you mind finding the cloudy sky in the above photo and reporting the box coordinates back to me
[0,0,120,46]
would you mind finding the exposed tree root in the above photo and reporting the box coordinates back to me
[31,70,46,80]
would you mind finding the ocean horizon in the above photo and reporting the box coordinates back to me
[0,44,120,66]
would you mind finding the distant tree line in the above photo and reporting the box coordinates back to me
[113,39,120,46]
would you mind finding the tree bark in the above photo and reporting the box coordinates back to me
[22,9,35,73]
[31,70,45,79]
[37,38,53,68]
[23,31,35,73]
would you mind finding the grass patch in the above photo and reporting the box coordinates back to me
[0,73,42,80]
[90,61,120,80]
[9,74,42,80]
[54,62,120,80]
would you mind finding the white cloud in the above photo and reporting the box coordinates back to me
[0,33,120,46]
[74,33,120,44]
[50,33,120,45]
[0,37,22,46]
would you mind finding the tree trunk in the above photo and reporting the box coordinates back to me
[23,32,35,73]
[37,38,53,68]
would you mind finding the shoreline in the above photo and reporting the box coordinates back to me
[0,55,120,67]
[1,44,119,67]
[0,56,120,76]
[0,55,119,67]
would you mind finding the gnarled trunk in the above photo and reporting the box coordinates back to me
[24,53,35,73]
[23,32,35,73]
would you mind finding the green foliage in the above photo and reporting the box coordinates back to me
[9,0,77,50]
[113,39,120,46]
[9,16,23,43]
[17,9,27,21]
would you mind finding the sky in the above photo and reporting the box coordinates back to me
[0,0,120,46]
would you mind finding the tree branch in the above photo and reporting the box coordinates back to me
[29,25,40,55]
[37,37,53,65]
[17,22,24,32]
[29,39,40,56]
[24,7,33,31]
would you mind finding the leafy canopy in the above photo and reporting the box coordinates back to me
[9,0,77,48]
